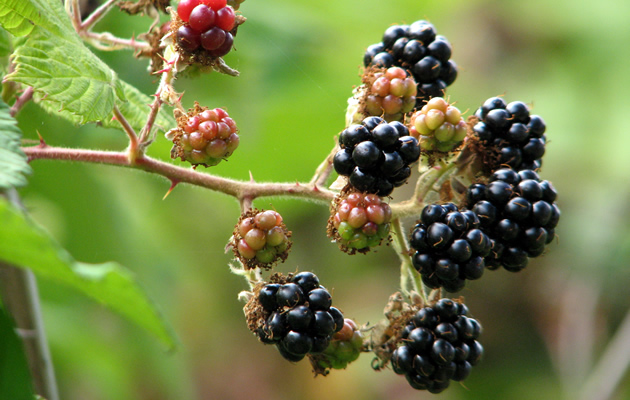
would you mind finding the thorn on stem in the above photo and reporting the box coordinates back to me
[163,179,179,200]
[36,131,47,147]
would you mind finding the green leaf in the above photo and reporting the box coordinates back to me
[0,199,176,349]
[0,98,31,190]
[6,0,125,124]
[0,0,72,37]
[34,79,176,134]
[0,305,35,400]
[0,26,11,57]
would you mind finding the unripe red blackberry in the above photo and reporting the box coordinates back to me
[309,318,364,375]
[362,66,417,122]
[472,97,547,172]
[231,209,292,270]
[363,20,458,106]
[171,0,242,63]
[391,299,483,393]
[167,103,240,167]
[327,190,392,254]
[409,97,467,154]
[244,272,345,363]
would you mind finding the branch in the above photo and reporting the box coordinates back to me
[22,145,336,205]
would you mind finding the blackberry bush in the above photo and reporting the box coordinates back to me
[245,272,345,362]
[472,97,547,172]
[363,20,458,105]
[410,203,491,292]
[5,1,565,398]
[334,116,420,196]
[327,190,392,253]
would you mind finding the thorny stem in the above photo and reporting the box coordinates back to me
[309,144,338,187]
[80,32,152,52]
[80,0,117,31]
[390,217,428,304]
[9,87,34,118]
[22,145,336,205]
[112,106,140,163]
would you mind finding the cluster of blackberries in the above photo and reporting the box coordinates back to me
[329,192,392,252]
[232,209,291,269]
[256,272,345,362]
[363,20,457,105]
[473,97,546,171]
[169,105,239,166]
[175,0,236,57]
[466,168,560,271]
[392,298,483,393]
[333,117,420,196]
[410,203,491,292]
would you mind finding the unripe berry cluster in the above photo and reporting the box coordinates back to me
[363,67,417,122]
[175,0,237,58]
[333,117,420,196]
[168,103,239,167]
[466,168,560,272]
[391,299,483,393]
[231,209,291,270]
[410,203,491,292]
[473,97,546,172]
[327,191,392,253]
[311,318,364,374]
[363,20,457,105]
[249,272,345,362]
[409,97,468,153]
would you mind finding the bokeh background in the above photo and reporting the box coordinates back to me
[14,0,630,399]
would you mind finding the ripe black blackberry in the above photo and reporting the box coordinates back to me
[391,298,483,393]
[249,272,345,362]
[472,97,547,172]
[465,168,560,272]
[363,20,458,106]
[334,117,420,196]
[410,203,492,292]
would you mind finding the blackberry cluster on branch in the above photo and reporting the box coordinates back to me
[472,97,547,172]
[250,272,345,362]
[465,168,560,272]
[363,20,458,106]
[328,191,392,253]
[333,116,420,196]
[410,203,491,292]
[391,298,483,393]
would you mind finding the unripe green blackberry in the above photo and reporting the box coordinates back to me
[231,209,292,270]
[362,66,417,122]
[409,97,467,154]
[167,102,240,167]
[327,190,392,254]
[309,318,364,375]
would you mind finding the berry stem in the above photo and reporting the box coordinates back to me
[309,145,337,187]
[390,217,428,304]
[79,0,117,32]
[21,145,336,204]
[80,31,153,52]
[10,87,34,118]
[112,105,140,164]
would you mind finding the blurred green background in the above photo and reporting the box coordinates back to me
[14,0,630,398]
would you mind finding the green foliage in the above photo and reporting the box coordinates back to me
[0,305,34,400]
[0,97,31,190]
[5,0,125,124]
[0,198,176,349]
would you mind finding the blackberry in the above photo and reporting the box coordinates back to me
[465,168,560,271]
[409,97,468,154]
[246,273,345,363]
[310,318,364,375]
[410,203,491,292]
[472,97,547,172]
[334,117,420,196]
[173,0,239,60]
[231,209,292,270]
[328,191,392,253]
[167,103,240,167]
[362,66,417,122]
[363,20,458,106]
[391,299,483,393]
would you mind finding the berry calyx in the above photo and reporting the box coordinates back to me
[167,102,239,167]
[231,209,292,270]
